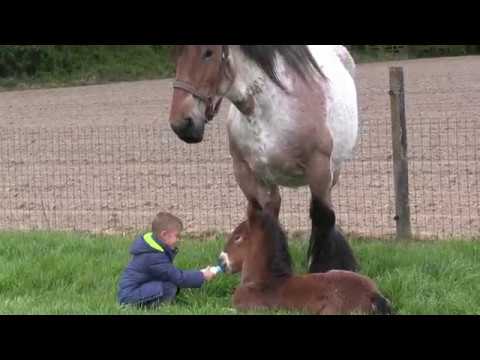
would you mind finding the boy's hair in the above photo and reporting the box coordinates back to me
[152,212,184,235]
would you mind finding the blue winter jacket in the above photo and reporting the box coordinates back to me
[118,233,205,305]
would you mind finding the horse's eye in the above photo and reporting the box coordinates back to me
[203,49,213,60]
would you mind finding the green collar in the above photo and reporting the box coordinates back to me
[143,233,165,253]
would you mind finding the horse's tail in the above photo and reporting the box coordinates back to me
[372,294,394,315]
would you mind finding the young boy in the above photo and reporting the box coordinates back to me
[118,212,218,308]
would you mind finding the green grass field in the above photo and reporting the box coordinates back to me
[0,45,175,90]
[1,231,479,315]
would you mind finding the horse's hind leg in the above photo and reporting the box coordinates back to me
[307,155,358,273]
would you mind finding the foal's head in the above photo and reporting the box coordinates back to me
[219,207,292,279]
[219,221,249,274]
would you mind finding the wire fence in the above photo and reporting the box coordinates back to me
[0,68,479,239]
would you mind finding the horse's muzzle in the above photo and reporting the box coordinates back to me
[170,117,205,144]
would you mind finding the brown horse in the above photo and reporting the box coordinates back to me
[218,205,393,315]
[168,45,359,274]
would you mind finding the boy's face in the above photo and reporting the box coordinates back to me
[160,229,181,248]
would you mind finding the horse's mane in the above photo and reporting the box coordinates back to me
[253,210,293,278]
[171,45,324,90]
[239,45,324,90]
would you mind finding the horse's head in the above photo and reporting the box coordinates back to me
[219,221,249,274]
[169,45,232,144]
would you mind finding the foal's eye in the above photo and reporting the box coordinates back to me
[203,49,213,60]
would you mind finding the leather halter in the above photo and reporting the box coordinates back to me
[173,45,230,123]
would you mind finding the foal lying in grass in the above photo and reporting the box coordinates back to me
[219,208,393,315]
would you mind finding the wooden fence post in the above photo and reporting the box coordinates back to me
[389,67,413,240]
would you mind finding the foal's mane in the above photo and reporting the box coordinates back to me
[252,210,293,278]
[239,45,324,90]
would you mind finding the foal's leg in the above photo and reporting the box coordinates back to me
[306,154,358,273]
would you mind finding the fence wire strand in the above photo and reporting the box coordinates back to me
[1,64,479,239]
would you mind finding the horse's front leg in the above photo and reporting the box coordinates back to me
[231,154,281,220]
[306,152,358,274]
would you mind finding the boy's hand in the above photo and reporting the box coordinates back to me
[201,267,217,282]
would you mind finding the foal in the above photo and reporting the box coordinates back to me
[219,210,392,315]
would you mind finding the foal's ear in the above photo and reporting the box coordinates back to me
[247,200,263,223]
